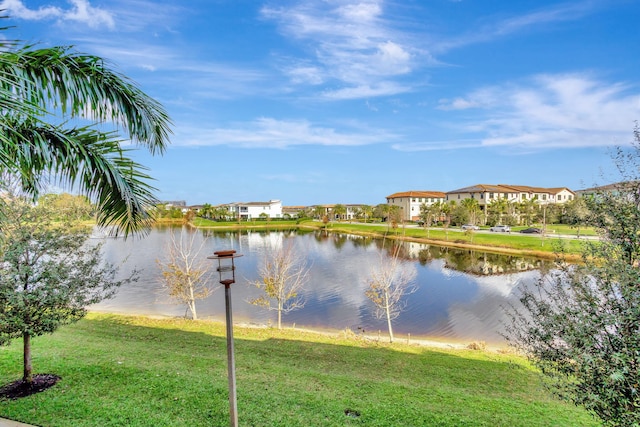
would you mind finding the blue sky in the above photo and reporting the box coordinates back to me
[4,0,640,206]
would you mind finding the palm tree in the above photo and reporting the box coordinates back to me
[419,203,436,237]
[360,205,373,223]
[199,203,213,220]
[312,205,326,220]
[332,204,347,221]
[461,198,480,225]
[0,39,172,236]
[374,203,391,222]
[519,197,538,226]
[488,197,508,225]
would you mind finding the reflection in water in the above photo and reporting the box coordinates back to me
[93,227,550,345]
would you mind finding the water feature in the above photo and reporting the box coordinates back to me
[93,226,549,345]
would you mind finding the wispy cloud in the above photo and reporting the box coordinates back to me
[261,0,424,98]
[435,1,601,52]
[424,74,640,151]
[1,0,115,29]
[174,117,398,149]
[392,139,482,152]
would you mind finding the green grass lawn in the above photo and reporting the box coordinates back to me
[323,222,591,257]
[0,313,599,426]
[155,218,596,257]
[190,218,301,228]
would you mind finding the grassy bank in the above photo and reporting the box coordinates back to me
[186,217,592,258]
[0,313,598,426]
[319,222,589,259]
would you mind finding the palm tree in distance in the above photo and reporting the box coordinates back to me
[0,27,172,236]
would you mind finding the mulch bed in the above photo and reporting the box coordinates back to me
[0,374,61,399]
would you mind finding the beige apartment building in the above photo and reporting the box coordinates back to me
[445,184,575,210]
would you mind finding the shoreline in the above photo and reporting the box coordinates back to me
[88,309,508,352]
[157,218,589,262]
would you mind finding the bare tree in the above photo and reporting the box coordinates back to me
[248,242,309,329]
[365,242,417,343]
[157,229,215,320]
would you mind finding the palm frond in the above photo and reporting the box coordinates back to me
[0,45,172,152]
[1,117,158,236]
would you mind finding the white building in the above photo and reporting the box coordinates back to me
[386,191,447,222]
[224,200,283,220]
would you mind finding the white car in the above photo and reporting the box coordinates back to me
[489,225,510,232]
[461,224,479,231]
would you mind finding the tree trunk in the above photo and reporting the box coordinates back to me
[277,299,283,330]
[190,301,198,320]
[189,283,198,320]
[385,292,394,343]
[23,332,33,383]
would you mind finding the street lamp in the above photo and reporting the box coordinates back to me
[208,249,243,427]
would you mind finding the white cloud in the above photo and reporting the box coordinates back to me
[373,41,411,75]
[285,64,325,85]
[262,0,421,98]
[438,91,496,110]
[0,0,60,20]
[392,139,481,152]
[65,0,114,28]
[322,82,411,100]
[0,0,114,29]
[174,117,397,149]
[434,2,600,53]
[438,74,640,150]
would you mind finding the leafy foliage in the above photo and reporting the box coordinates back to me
[506,126,640,426]
[0,32,172,236]
[38,192,94,220]
[0,195,136,382]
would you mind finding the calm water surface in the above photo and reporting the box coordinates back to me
[93,227,548,345]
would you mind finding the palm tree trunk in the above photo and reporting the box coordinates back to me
[23,332,33,383]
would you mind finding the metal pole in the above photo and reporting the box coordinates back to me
[224,283,238,427]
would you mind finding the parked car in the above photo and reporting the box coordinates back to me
[461,224,479,231]
[519,227,542,234]
[489,225,510,232]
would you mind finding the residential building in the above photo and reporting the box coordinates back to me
[575,181,638,197]
[445,184,575,211]
[282,206,307,218]
[308,204,366,220]
[386,191,447,222]
[222,199,283,220]
[158,200,188,214]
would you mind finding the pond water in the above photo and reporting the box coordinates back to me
[93,226,549,345]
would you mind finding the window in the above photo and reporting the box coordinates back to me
[489,193,494,199]
[523,194,527,200]
[542,194,547,201]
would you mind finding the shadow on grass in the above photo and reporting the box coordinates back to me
[0,313,598,427]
